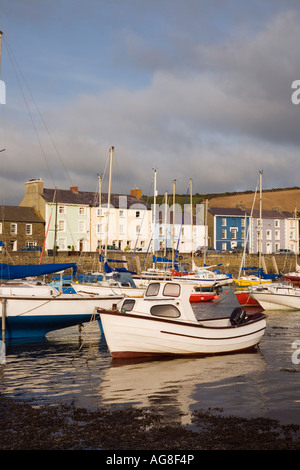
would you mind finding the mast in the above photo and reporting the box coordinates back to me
[98,173,102,267]
[203,199,208,266]
[172,179,176,272]
[152,169,157,269]
[104,147,114,266]
[164,191,167,258]
[0,31,6,106]
[190,178,193,268]
[53,188,58,263]
[259,170,263,272]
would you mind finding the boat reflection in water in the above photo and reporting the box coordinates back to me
[98,352,267,426]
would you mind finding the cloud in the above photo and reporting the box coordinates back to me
[2,1,300,204]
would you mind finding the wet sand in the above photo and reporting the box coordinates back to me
[1,394,300,450]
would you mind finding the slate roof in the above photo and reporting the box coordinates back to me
[0,206,44,223]
[42,188,150,209]
[209,207,294,219]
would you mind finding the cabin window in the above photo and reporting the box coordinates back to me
[162,283,180,297]
[150,304,181,318]
[146,283,160,297]
[121,299,135,312]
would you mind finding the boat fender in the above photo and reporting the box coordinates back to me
[230,307,247,326]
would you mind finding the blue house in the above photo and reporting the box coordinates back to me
[208,207,249,252]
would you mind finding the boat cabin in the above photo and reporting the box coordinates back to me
[120,280,197,322]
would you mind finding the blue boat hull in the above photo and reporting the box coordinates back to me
[1,313,101,340]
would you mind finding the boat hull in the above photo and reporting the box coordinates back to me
[1,294,123,340]
[99,310,266,358]
[189,292,217,302]
[250,291,300,310]
[235,290,260,307]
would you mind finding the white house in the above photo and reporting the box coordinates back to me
[154,202,206,253]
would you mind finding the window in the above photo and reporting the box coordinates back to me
[10,240,17,251]
[121,299,135,312]
[222,229,227,239]
[136,211,140,218]
[26,224,32,235]
[150,304,181,318]
[11,223,17,235]
[275,230,280,240]
[222,218,226,226]
[241,229,245,239]
[78,221,86,233]
[0,223,2,234]
[163,283,181,297]
[231,229,237,239]
[58,220,65,231]
[119,209,124,217]
[58,206,65,214]
[136,224,141,234]
[241,219,245,227]
[119,224,124,234]
[266,230,271,240]
[58,238,66,250]
[78,207,86,215]
[146,283,160,297]
[275,220,280,227]
[26,242,37,248]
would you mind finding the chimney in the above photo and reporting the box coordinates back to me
[70,186,78,194]
[130,188,142,198]
[20,179,45,216]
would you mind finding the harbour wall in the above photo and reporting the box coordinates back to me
[0,252,297,278]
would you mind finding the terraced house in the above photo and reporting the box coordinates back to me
[0,205,45,252]
[19,179,151,253]
[208,206,298,254]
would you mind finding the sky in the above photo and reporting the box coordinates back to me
[1,0,300,204]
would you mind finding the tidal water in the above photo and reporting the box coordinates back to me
[1,287,300,427]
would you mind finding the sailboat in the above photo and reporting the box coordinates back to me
[235,171,278,307]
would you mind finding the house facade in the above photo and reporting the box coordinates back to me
[0,205,45,252]
[208,207,248,252]
[154,203,206,253]
[19,179,152,253]
[208,206,297,254]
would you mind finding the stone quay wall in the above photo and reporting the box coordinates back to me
[0,251,297,278]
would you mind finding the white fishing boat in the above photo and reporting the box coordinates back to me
[73,277,145,298]
[97,280,266,359]
[249,282,300,311]
[0,280,123,340]
[173,267,232,287]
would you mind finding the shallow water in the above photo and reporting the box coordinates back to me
[1,287,300,426]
